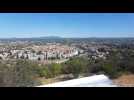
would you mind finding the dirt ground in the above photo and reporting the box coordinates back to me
[38,74,75,85]
[113,74,134,87]
[37,73,90,85]
[38,73,134,87]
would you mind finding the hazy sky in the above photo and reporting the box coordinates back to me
[0,13,133,38]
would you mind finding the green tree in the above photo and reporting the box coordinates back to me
[0,60,41,87]
[38,66,53,78]
[49,63,62,77]
[62,57,89,78]
[39,63,62,78]
[13,60,41,87]
[102,61,119,79]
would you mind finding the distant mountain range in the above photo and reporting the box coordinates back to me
[0,36,134,40]
[0,36,67,43]
[0,36,61,39]
[0,36,134,42]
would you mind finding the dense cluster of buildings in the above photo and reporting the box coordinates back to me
[72,43,110,60]
[0,44,79,61]
[0,41,112,61]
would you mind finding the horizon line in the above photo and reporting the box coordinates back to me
[0,36,134,39]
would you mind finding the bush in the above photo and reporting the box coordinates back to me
[49,63,62,76]
[13,60,41,87]
[39,63,62,78]
[39,67,53,78]
[89,63,103,74]
[62,57,89,78]
[102,63,119,79]
[0,60,41,87]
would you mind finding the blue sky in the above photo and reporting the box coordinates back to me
[0,13,133,38]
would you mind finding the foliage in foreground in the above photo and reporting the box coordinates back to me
[0,60,41,87]
[0,48,134,86]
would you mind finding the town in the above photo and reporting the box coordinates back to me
[0,13,134,87]
[0,38,113,64]
[0,37,134,87]
[0,43,78,62]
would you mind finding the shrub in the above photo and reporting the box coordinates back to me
[0,60,41,87]
[49,63,62,77]
[102,63,119,79]
[39,63,62,78]
[13,60,41,87]
[62,57,89,78]
[39,67,53,78]
[89,63,103,74]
